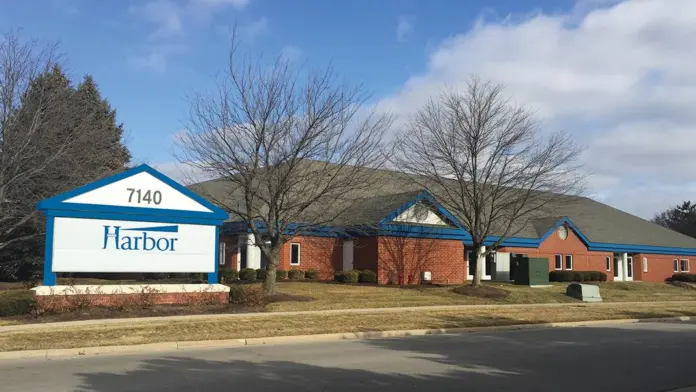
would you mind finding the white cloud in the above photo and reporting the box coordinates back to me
[239,16,269,40]
[396,15,415,42]
[129,0,250,71]
[280,45,302,63]
[378,0,696,218]
[152,161,216,185]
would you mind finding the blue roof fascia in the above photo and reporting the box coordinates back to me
[587,243,696,256]
[37,164,228,222]
[378,223,471,241]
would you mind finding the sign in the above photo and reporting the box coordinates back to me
[52,217,216,273]
[37,165,229,285]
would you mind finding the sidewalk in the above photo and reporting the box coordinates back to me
[4,300,696,333]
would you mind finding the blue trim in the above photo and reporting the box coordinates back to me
[46,210,222,226]
[122,225,179,233]
[37,164,228,222]
[587,243,696,256]
[208,226,220,283]
[43,216,56,286]
[379,191,468,231]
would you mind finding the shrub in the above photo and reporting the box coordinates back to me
[288,269,305,280]
[672,273,696,282]
[239,268,257,281]
[219,268,239,283]
[256,268,267,281]
[335,270,359,283]
[188,273,206,283]
[358,270,377,284]
[549,271,575,282]
[305,269,319,280]
[228,285,265,306]
[549,270,607,282]
[276,270,287,281]
[0,290,37,317]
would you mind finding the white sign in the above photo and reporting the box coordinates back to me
[62,172,212,212]
[51,217,216,273]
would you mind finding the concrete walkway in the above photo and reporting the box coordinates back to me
[3,300,696,333]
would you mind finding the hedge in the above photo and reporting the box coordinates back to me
[228,285,264,306]
[549,270,607,282]
[0,290,37,317]
[256,268,266,281]
[305,269,319,280]
[672,273,696,282]
[219,268,239,283]
[358,270,377,284]
[335,270,359,283]
[239,268,257,281]
[276,269,287,281]
[288,269,305,280]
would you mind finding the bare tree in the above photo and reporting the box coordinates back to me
[0,33,65,251]
[178,39,393,294]
[394,78,583,287]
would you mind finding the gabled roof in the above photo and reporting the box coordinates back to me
[38,164,229,225]
[193,161,696,253]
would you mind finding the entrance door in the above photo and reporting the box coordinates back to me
[625,256,634,281]
[342,241,354,271]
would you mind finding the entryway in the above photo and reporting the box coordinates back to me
[467,250,492,280]
[613,253,633,282]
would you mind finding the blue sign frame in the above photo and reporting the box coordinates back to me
[37,164,229,286]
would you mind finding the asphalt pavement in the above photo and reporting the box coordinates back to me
[1,320,695,392]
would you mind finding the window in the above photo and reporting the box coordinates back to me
[643,257,648,273]
[674,259,679,273]
[606,256,611,272]
[554,254,562,270]
[565,255,573,270]
[680,259,690,272]
[290,243,301,265]
[218,242,226,266]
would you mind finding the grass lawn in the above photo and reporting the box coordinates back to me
[265,281,696,312]
[2,301,694,352]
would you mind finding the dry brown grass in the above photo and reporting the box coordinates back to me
[2,302,694,352]
[265,281,696,312]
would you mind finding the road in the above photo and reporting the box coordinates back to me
[1,321,695,392]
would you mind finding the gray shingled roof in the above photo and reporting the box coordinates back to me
[190,163,696,249]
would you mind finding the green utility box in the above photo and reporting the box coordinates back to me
[513,256,550,286]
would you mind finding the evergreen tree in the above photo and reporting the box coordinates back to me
[653,201,696,239]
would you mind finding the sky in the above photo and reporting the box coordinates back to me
[1,0,695,219]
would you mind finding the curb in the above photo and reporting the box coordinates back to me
[0,316,691,361]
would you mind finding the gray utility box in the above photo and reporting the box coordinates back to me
[566,283,602,302]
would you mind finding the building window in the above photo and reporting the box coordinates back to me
[674,259,679,273]
[290,243,301,266]
[218,242,226,266]
[554,254,562,270]
[606,256,611,272]
[643,257,648,273]
[680,259,690,272]
[565,255,573,270]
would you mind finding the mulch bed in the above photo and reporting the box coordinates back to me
[452,285,510,299]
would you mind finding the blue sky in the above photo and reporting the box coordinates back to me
[2,0,696,218]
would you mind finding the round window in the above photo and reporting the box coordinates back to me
[558,225,568,240]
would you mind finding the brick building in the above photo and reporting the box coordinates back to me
[195,168,696,285]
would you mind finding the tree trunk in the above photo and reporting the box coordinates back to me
[472,245,485,287]
[262,248,279,295]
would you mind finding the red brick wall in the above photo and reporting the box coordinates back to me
[634,254,691,282]
[35,292,228,311]
[278,237,342,280]
[352,237,378,272]
[500,227,614,280]
[377,237,466,285]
